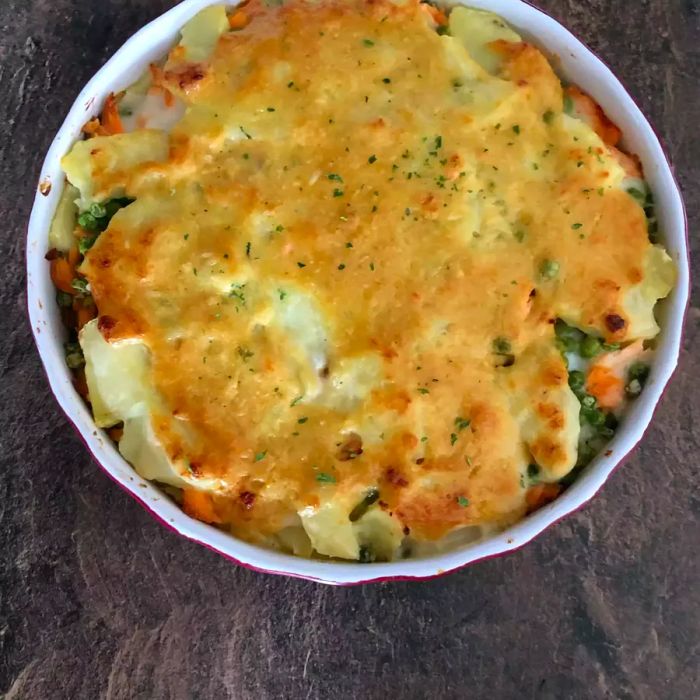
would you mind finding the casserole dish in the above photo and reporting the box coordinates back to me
[27,0,689,584]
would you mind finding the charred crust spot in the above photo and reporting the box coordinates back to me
[97,315,117,337]
[384,467,408,487]
[319,365,330,379]
[415,458,425,465]
[421,193,439,213]
[44,248,60,261]
[531,437,566,467]
[178,65,206,89]
[401,432,418,449]
[629,268,643,284]
[605,313,626,332]
[545,408,564,429]
[500,354,516,368]
[542,361,566,387]
[239,491,256,509]
[187,460,202,476]
[336,433,363,461]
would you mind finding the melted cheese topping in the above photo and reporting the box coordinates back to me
[67,0,673,558]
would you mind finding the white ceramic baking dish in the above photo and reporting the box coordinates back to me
[27,0,689,585]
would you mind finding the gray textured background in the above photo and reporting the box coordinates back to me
[1,1,698,698]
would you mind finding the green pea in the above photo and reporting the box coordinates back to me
[626,187,646,204]
[628,362,650,382]
[625,378,642,397]
[555,321,582,354]
[581,406,605,426]
[89,202,107,219]
[56,291,73,308]
[580,335,603,358]
[77,212,99,232]
[64,341,85,369]
[71,277,89,295]
[581,394,597,409]
[568,370,586,395]
[78,235,98,255]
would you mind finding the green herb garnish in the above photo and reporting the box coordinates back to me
[349,487,380,521]
[492,337,512,355]
[455,417,471,431]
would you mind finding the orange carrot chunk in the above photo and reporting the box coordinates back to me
[228,10,249,29]
[421,2,448,27]
[50,257,76,294]
[68,245,80,268]
[565,86,621,146]
[182,489,224,524]
[76,304,97,330]
[608,146,643,178]
[107,425,124,442]
[101,93,124,135]
[526,483,561,513]
[586,365,625,410]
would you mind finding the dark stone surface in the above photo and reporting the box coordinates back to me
[1,1,698,698]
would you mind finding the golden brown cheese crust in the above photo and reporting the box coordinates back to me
[80,0,652,543]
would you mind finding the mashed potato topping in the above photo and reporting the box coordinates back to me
[50,0,674,560]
